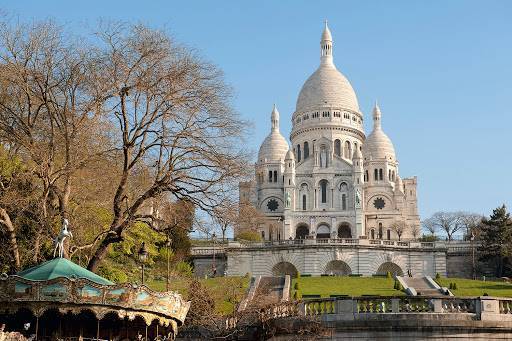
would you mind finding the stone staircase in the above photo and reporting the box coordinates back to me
[400,276,446,296]
[239,275,289,311]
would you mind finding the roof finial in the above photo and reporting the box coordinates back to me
[271,104,280,132]
[373,100,382,130]
[320,20,333,66]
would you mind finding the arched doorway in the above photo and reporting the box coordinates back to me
[316,224,331,239]
[295,224,309,239]
[325,260,352,276]
[376,262,404,276]
[272,262,298,277]
[338,223,352,238]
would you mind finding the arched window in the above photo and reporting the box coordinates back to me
[344,141,352,159]
[378,223,383,239]
[302,195,307,210]
[297,144,301,162]
[273,170,277,183]
[379,169,383,181]
[388,169,391,181]
[365,170,369,182]
[341,194,347,210]
[269,170,273,183]
[304,142,309,159]
[334,139,341,157]
[374,169,378,181]
[320,180,328,204]
[371,229,375,239]
[387,229,391,240]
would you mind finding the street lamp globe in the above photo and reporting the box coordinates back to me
[138,242,149,263]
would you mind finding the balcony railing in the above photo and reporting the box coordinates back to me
[189,239,477,256]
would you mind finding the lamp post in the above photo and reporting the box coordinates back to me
[166,236,172,291]
[138,242,148,285]
[470,231,476,280]
[212,233,217,277]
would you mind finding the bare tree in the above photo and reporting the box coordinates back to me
[0,19,111,262]
[422,212,464,241]
[390,220,408,241]
[410,224,421,241]
[86,23,249,271]
[422,218,438,237]
[457,212,483,240]
[236,201,266,236]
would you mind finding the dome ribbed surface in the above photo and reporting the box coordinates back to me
[258,131,289,162]
[363,128,396,161]
[296,65,360,113]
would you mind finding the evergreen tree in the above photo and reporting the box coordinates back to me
[478,205,512,277]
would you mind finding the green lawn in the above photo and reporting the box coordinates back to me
[437,278,512,297]
[147,276,251,315]
[291,276,403,298]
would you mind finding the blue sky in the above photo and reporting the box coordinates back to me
[3,0,512,219]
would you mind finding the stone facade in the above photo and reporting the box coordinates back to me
[239,23,420,243]
[225,240,447,277]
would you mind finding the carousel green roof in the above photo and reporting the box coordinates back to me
[16,257,114,285]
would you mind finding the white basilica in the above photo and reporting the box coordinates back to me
[239,23,420,242]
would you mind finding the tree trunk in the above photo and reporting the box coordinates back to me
[87,238,111,272]
[0,207,21,270]
[87,232,123,272]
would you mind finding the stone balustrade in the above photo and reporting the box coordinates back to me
[287,296,512,320]
[190,239,479,257]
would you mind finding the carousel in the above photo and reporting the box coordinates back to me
[0,221,190,340]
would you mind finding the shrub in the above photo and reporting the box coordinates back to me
[175,261,193,277]
[296,271,301,279]
[293,290,301,300]
[397,282,403,291]
[449,283,453,289]
[236,230,262,242]
[452,283,458,290]
[98,266,128,283]
[386,271,392,279]
[394,280,398,290]
[483,293,489,296]
[294,282,300,290]
[435,273,441,280]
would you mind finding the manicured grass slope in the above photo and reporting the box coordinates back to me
[292,277,403,297]
[437,278,512,297]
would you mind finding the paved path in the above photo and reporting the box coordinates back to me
[402,276,445,296]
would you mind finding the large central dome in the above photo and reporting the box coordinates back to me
[296,66,359,113]
[295,23,360,114]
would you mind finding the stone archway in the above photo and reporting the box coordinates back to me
[376,262,404,276]
[338,223,352,238]
[295,224,309,239]
[272,262,298,277]
[316,224,331,239]
[325,260,352,276]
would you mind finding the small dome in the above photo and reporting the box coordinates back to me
[362,104,396,161]
[296,66,360,113]
[352,145,362,160]
[258,132,289,162]
[285,148,295,160]
[258,105,289,162]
